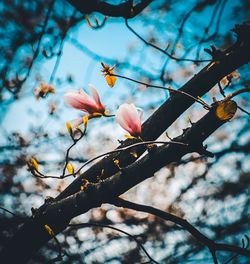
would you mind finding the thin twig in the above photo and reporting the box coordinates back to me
[218,81,226,97]
[222,87,250,116]
[160,2,199,77]
[0,206,20,218]
[68,222,159,264]
[31,140,188,179]
[225,87,250,101]
[49,9,78,84]
[61,127,86,177]
[237,105,250,115]
[210,249,218,264]
[223,235,250,264]
[46,226,69,263]
[195,0,224,60]
[74,140,188,175]
[125,19,211,63]
[8,0,56,93]
[111,73,211,109]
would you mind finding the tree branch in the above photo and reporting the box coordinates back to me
[111,198,250,260]
[66,0,153,18]
[57,23,250,201]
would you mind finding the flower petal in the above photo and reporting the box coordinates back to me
[88,84,100,104]
[64,91,99,114]
[116,103,142,136]
[116,107,133,134]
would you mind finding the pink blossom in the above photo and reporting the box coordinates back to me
[116,103,142,136]
[64,84,105,116]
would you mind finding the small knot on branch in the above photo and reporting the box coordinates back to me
[204,45,223,60]
[197,144,214,158]
[232,21,250,44]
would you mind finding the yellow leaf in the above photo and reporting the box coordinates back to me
[66,122,73,135]
[124,134,137,139]
[101,63,117,87]
[66,162,75,174]
[215,100,237,121]
[83,115,89,128]
[44,224,54,236]
[105,70,117,88]
[30,158,39,171]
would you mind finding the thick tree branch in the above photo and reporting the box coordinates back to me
[66,0,153,18]
[57,22,250,201]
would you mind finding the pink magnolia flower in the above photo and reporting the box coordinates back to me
[64,84,105,128]
[116,103,142,137]
[64,84,105,116]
